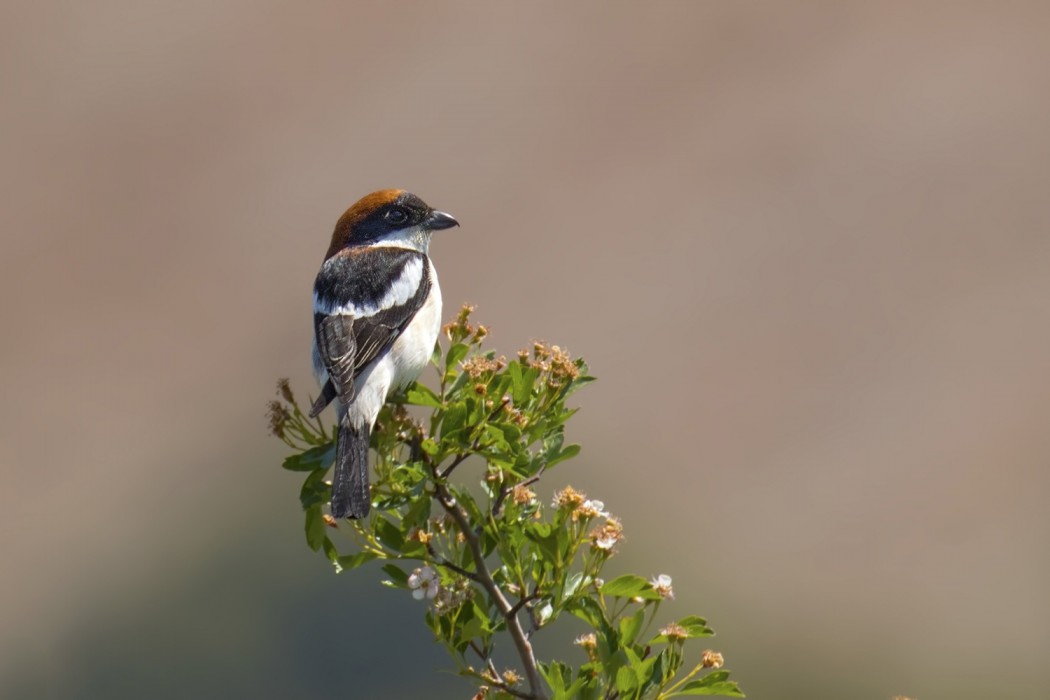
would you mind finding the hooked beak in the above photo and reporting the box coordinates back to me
[425,210,459,231]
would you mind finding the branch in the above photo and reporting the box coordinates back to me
[431,472,548,700]
[426,545,480,583]
[508,590,539,618]
[440,451,471,479]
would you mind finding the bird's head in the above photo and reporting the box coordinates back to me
[326,189,458,259]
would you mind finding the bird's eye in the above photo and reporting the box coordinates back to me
[384,208,409,225]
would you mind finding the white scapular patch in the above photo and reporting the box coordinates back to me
[314,255,424,317]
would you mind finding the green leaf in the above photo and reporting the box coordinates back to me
[374,517,404,552]
[677,614,714,638]
[483,423,511,451]
[401,492,432,532]
[494,422,521,444]
[337,550,379,572]
[674,671,744,697]
[601,574,650,598]
[321,536,338,564]
[282,443,334,471]
[298,469,330,509]
[566,596,607,630]
[304,505,325,551]
[540,432,564,463]
[561,572,589,599]
[634,655,659,693]
[564,374,596,397]
[440,403,467,440]
[445,343,469,373]
[539,661,572,693]
[508,360,526,402]
[615,665,638,695]
[458,610,484,645]
[652,648,679,686]
[546,443,581,469]
[406,384,443,408]
[524,524,561,563]
[381,563,409,587]
[619,607,646,647]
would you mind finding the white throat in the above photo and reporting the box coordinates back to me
[369,225,432,254]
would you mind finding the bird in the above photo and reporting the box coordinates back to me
[309,189,458,519]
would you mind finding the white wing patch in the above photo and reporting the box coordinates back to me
[314,255,424,317]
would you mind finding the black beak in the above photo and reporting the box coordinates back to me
[425,210,459,231]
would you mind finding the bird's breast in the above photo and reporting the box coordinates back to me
[389,259,442,387]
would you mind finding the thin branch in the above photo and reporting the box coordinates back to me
[491,681,534,700]
[432,555,480,583]
[431,472,547,700]
[508,592,539,618]
[440,451,472,479]
[469,640,489,664]
[486,661,534,700]
[469,632,534,700]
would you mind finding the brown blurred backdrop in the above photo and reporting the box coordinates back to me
[2,2,1049,698]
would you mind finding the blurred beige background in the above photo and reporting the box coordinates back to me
[2,2,1049,698]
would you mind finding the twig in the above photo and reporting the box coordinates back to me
[440,451,472,479]
[468,626,535,699]
[485,658,534,700]
[429,549,480,582]
[431,471,548,700]
[468,640,490,664]
[508,592,538,618]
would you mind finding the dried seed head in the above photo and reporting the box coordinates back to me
[461,355,501,378]
[276,378,295,403]
[553,485,587,509]
[700,650,725,669]
[512,483,537,505]
[266,400,290,438]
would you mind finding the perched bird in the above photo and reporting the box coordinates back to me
[310,189,458,519]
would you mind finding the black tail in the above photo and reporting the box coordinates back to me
[331,421,371,519]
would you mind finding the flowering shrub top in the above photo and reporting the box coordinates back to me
[271,306,743,700]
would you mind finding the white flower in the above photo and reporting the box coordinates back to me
[577,499,608,519]
[650,574,674,600]
[408,565,439,600]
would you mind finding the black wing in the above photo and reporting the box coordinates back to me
[310,247,431,416]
